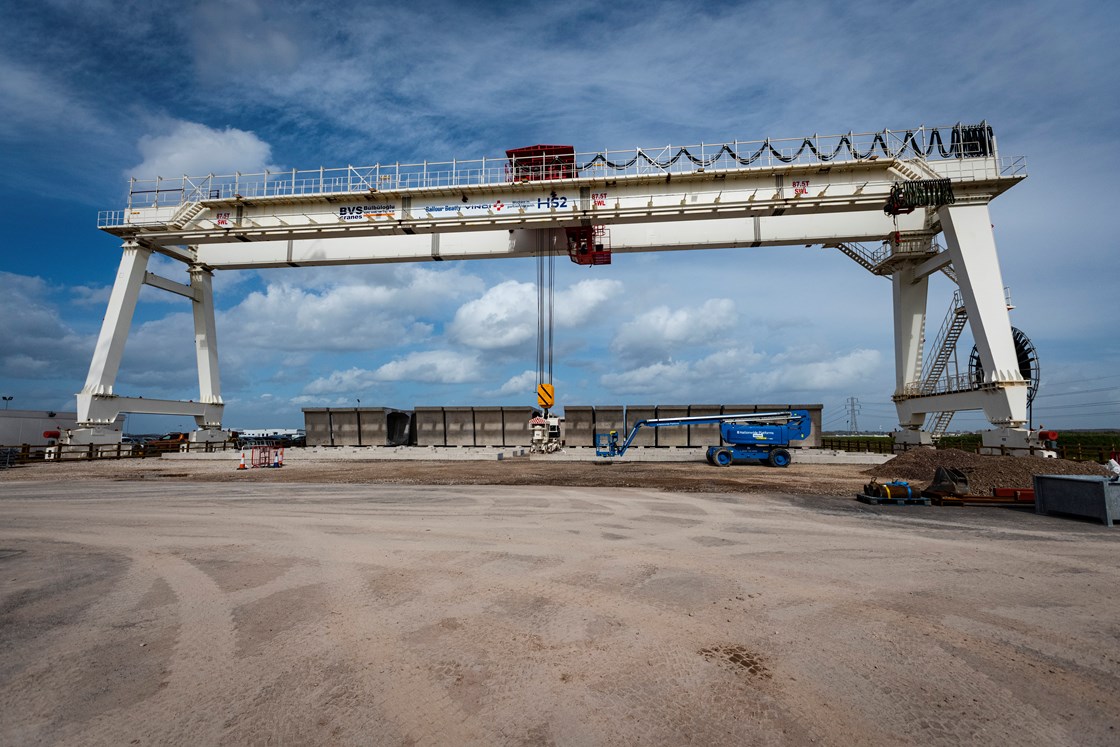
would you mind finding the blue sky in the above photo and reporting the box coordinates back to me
[1,0,1117,433]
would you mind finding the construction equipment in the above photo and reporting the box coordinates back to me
[595,410,810,467]
[856,479,931,505]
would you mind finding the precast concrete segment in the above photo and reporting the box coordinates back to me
[562,406,595,448]
[655,406,689,446]
[474,407,504,446]
[501,407,535,447]
[625,406,657,447]
[414,407,446,447]
[357,407,388,446]
[688,405,723,447]
[443,407,475,447]
[594,407,625,444]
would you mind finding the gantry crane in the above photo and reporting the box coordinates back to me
[78,123,1050,455]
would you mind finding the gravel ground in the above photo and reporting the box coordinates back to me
[0,454,876,496]
[2,455,1118,745]
[868,448,1110,495]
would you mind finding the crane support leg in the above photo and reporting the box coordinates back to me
[190,265,224,429]
[895,204,1036,452]
[69,242,227,445]
[939,203,1028,427]
[892,263,928,430]
[75,241,152,436]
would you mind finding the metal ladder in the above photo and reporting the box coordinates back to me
[169,201,207,229]
[836,242,883,273]
[920,290,967,395]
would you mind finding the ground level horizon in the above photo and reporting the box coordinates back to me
[2,478,1118,745]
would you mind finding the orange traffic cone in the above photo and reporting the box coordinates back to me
[277,447,284,468]
[237,450,247,470]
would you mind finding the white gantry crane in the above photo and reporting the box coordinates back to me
[77,123,1048,455]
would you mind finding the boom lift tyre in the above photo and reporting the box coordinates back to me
[767,448,792,468]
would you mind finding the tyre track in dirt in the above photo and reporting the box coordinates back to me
[3,480,1119,745]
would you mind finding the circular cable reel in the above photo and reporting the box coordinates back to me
[968,327,1040,405]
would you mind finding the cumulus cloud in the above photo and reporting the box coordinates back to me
[0,57,106,138]
[303,367,383,396]
[610,298,736,360]
[222,282,430,352]
[69,284,112,307]
[374,350,480,384]
[0,272,92,379]
[492,369,538,397]
[188,0,301,82]
[448,281,535,350]
[603,347,880,402]
[302,350,481,395]
[126,120,276,179]
[450,278,621,351]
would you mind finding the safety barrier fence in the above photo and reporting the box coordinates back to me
[0,440,240,466]
[821,437,1116,463]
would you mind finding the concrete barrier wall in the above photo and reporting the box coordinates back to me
[330,410,360,446]
[474,407,504,446]
[502,407,536,446]
[304,409,332,447]
[654,406,689,446]
[444,407,474,446]
[306,403,823,449]
[688,404,722,447]
[386,410,413,446]
[625,406,657,447]
[357,408,387,446]
[415,407,446,446]
[595,407,625,443]
[563,406,595,447]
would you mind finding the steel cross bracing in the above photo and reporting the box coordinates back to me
[75,123,1035,450]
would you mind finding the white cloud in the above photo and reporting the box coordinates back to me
[448,281,535,350]
[69,284,112,307]
[221,280,434,353]
[0,56,106,139]
[374,350,480,384]
[303,367,383,396]
[450,277,621,351]
[610,298,736,360]
[603,347,881,402]
[126,120,276,179]
[0,273,92,379]
[492,369,538,397]
[188,0,301,82]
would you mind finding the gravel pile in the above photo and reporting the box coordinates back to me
[865,448,1111,495]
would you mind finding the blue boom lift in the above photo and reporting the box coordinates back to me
[595,410,811,467]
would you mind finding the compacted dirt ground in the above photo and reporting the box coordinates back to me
[2,456,1118,745]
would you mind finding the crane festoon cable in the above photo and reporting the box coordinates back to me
[576,124,994,171]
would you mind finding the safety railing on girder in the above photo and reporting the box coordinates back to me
[97,123,1023,226]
